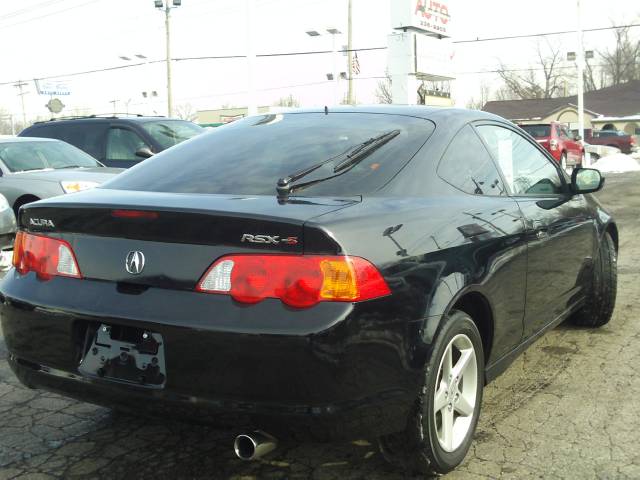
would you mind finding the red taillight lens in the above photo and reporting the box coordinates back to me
[196,255,390,308]
[12,231,82,281]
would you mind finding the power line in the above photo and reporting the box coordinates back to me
[0,47,386,85]
[455,61,639,75]
[0,0,100,29]
[453,23,640,43]
[0,0,63,21]
[1,22,637,86]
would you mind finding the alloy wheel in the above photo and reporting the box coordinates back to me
[433,333,478,452]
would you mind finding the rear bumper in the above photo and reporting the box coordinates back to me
[0,271,425,438]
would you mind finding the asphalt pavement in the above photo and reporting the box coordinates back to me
[0,172,639,479]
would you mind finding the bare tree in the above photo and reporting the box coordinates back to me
[375,73,392,104]
[273,94,300,107]
[599,25,640,86]
[466,82,492,110]
[496,40,566,99]
[174,103,198,121]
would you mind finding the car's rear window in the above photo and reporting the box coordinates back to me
[520,125,550,138]
[105,113,434,196]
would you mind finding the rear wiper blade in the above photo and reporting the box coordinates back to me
[276,129,400,198]
[332,129,400,173]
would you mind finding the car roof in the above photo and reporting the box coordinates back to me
[27,116,177,127]
[0,136,60,144]
[280,105,507,122]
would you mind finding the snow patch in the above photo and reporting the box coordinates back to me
[591,154,640,173]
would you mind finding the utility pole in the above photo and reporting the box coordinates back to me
[347,0,354,104]
[165,3,173,117]
[245,0,257,116]
[13,81,29,127]
[576,0,586,166]
[155,1,181,117]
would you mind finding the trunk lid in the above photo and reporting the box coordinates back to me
[20,188,356,290]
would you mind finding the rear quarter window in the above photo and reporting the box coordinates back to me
[105,113,435,197]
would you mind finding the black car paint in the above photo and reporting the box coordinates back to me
[0,107,617,439]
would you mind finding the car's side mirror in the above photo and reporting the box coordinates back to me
[571,167,604,194]
[135,147,154,159]
[573,134,582,141]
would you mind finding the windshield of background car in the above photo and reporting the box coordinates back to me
[0,141,101,172]
[141,120,204,150]
[520,125,550,138]
[106,113,435,196]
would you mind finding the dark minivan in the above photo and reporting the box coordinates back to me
[20,116,204,168]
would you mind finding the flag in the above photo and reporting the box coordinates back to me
[351,52,361,75]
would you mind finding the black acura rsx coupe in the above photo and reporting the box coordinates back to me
[0,106,618,475]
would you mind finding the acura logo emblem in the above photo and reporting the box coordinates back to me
[125,251,145,275]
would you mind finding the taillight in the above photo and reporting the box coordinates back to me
[550,139,558,150]
[196,255,390,308]
[12,231,82,281]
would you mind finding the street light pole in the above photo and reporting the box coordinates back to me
[347,0,354,104]
[245,0,257,116]
[164,3,173,117]
[155,0,180,117]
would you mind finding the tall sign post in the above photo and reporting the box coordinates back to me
[388,0,454,105]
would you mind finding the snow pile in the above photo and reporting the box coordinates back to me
[591,153,640,173]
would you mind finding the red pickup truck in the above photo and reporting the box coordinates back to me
[578,129,638,154]
[519,122,584,167]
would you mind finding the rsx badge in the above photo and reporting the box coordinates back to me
[241,234,298,246]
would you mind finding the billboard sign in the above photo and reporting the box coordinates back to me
[415,35,455,80]
[35,79,71,96]
[392,0,452,38]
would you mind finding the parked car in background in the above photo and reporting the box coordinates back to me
[0,138,123,215]
[0,193,17,270]
[1,107,618,476]
[0,193,16,247]
[577,129,637,154]
[19,115,204,168]
[519,122,584,167]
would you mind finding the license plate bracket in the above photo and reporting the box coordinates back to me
[78,324,166,388]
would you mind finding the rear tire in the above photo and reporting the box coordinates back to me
[378,310,484,475]
[570,232,617,327]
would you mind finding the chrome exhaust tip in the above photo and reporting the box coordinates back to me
[234,430,277,461]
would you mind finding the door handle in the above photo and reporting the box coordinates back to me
[532,221,549,239]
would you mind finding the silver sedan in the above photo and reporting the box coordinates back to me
[0,137,123,216]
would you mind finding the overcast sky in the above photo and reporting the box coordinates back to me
[0,0,638,121]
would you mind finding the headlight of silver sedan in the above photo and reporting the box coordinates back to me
[60,181,100,194]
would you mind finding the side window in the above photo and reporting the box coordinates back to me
[477,125,564,196]
[437,125,507,196]
[57,124,106,159]
[106,128,149,161]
